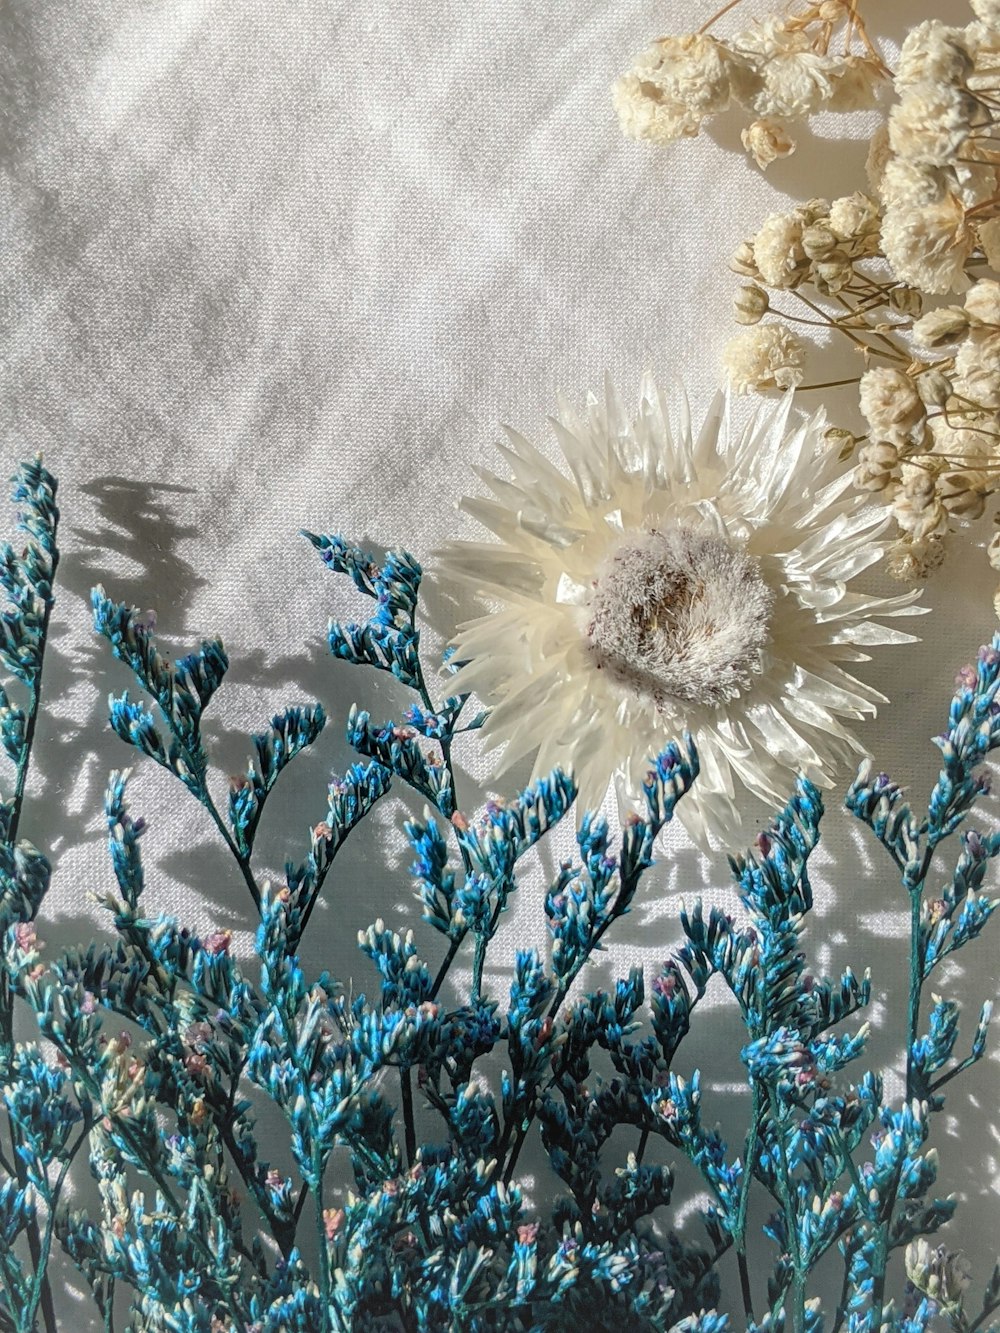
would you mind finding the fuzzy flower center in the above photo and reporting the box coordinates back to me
[586,527,774,707]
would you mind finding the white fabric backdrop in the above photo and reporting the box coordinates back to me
[2,0,998,1324]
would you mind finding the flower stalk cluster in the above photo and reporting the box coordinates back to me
[613,1,886,169]
[616,3,1000,603]
[0,460,997,1330]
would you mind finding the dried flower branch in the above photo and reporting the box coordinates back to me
[0,458,997,1330]
[613,1,887,169]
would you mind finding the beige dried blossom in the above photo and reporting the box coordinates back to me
[752,207,818,288]
[912,306,970,348]
[741,118,795,169]
[964,278,1000,324]
[612,35,731,145]
[893,470,949,541]
[887,87,976,167]
[916,369,953,408]
[881,195,974,295]
[826,56,883,112]
[895,23,974,91]
[971,0,1000,25]
[939,469,988,520]
[987,528,1000,571]
[887,534,946,581]
[858,367,925,442]
[722,323,805,393]
[828,192,880,243]
[879,159,951,210]
[854,440,901,494]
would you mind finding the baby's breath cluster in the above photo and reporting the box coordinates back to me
[613,1,885,169]
[706,6,1000,602]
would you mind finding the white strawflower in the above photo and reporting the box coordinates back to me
[741,118,795,169]
[882,196,973,294]
[722,324,806,392]
[858,367,925,441]
[438,378,924,844]
[895,23,973,90]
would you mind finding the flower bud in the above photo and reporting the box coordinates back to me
[802,224,838,261]
[989,528,1000,572]
[939,470,987,520]
[912,306,969,348]
[916,369,952,408]
[889,285,923,317]
[741,118,795,170]
[813,258,852,292]
[734,284,770,325]
[730,240,759,277]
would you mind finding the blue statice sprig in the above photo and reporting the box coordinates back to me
[0,459,63,1333]
[303,533,424,692]
[3,463,1000,1332]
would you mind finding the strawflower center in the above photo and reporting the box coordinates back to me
[586,526,773,707]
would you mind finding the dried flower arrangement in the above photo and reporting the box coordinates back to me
[0,428,996,1333]
[1,4,998,1331]
[614,1,1000,604]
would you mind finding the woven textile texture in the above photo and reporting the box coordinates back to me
[2,0,997,1322]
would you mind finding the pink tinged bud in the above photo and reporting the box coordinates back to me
[956,665,977,690]
[13,922,37,951]
[265,1169,283,1191]
[203,930,232,956]
[81,991,98,1015]
[517,1222,539,1244]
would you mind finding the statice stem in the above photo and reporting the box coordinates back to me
[400,1067,417,1167]
[733,1081,763,1322]
[2,507,59,1333]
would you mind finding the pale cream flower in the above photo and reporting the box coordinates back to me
[912,306,969,347]
[752,50,843,119]
[888,87,975,166]
[612,35,731,144]
[722,324,806,392]
[970,0,1000,25]
[858,367,925,442]
[965,278,1000,323]
[741,118,795,169]
[881,196,974,294]
[879,159,951,209]
[826,56,884,111]
[895,23,973,90]
[752,207,815,287]
[612,73,700,144]
[438,379,924,844]
[828,192,881,241]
